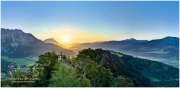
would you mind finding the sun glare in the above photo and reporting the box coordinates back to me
[64,39,69,42]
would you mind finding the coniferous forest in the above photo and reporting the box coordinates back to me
[1,48,179,87]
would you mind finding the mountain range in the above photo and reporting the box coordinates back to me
[69,36,179,67]
[1,28,179,67]
[1,28,179,87]
[120,36,179,61]
[95,38,148,51]
[1,28,75,58]
[69,38,148,53]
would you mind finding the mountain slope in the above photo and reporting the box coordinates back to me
[44,38,65,48]
[1,28,75,58]
[69,38,147,53]
[120,36,179,67]
[95,38,148,51]
[78,48,179,87]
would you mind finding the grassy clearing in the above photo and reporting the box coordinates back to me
[116,53,123,57]
[110,52,123,57]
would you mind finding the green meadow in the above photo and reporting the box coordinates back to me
[1,55,39,66]
[110,52,123,57]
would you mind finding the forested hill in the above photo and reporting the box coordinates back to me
[78,48,179,87]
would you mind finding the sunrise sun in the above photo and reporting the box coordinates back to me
[64,39,69,42]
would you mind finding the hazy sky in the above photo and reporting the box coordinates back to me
[1,1,179,44]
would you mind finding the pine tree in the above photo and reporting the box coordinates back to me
[49,64,81,87]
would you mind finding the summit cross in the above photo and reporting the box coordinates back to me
[58,51,65,62]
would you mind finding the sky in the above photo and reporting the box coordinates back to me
[1,1,179,45]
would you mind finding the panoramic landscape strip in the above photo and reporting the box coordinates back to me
[1,1,179,87]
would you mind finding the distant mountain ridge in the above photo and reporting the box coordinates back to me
[95,38,148,51]
[69,36,179,67]
[69,38,148,53]
[1,28,75,58]
[44,38,66,48]
[120,36,179,59]
[119,36,179,67]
